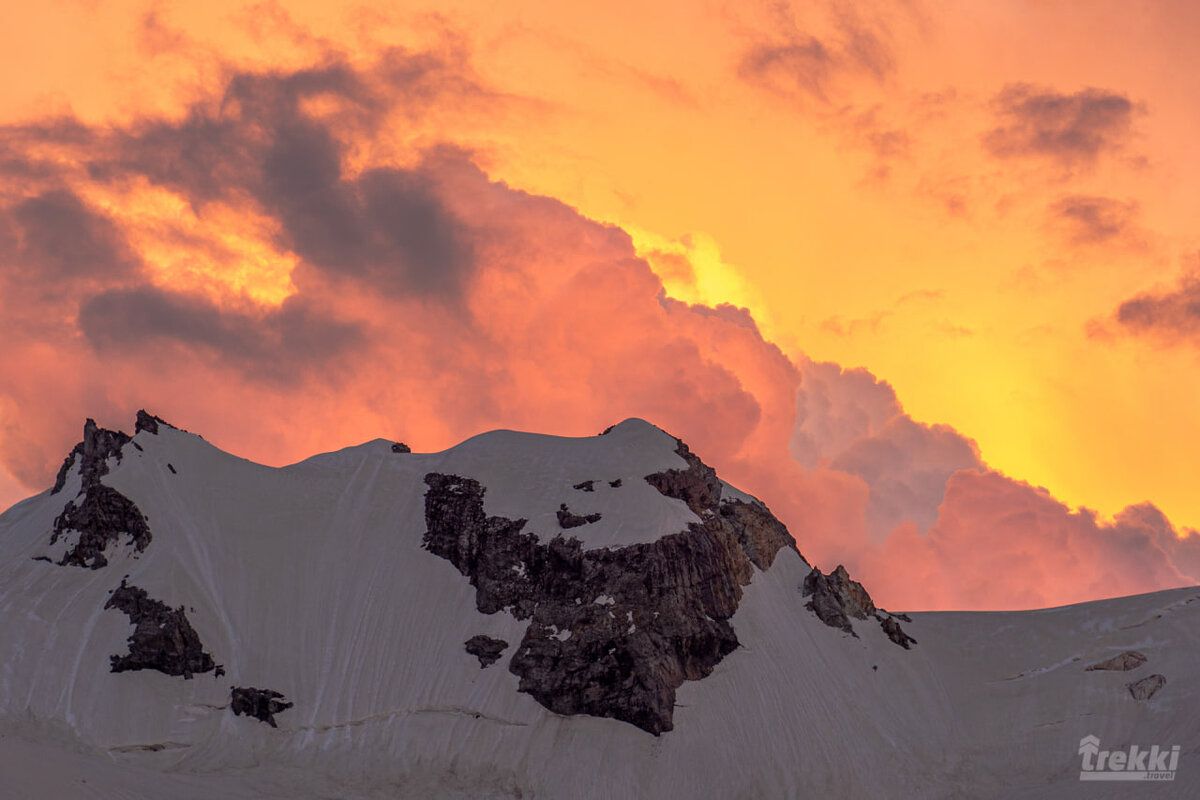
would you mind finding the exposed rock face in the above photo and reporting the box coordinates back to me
[803,565,875,632]
[391,442,411,453]
[802,565,916,649]
[465,635,508,668]
[557,504,602,529]
[135,410,185,435]
[573,481,595,492]
[51,485,152,569]
[231,687,293,728]
[51,418,131,495]
[1128,674,1166,701]
[422,439,797,736]
[47,418,152,569]
[135,410,160,435]
[1086,651,1148,672]
[643,439,722,516]
[609,479,622,488]
[104,581,216,679]
[880,616,917,649]
[719,500,796,571]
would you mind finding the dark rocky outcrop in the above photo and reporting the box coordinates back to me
[465,635,508,668]
[1086,651,1148,672]
[802,565,916,649]
[609,479,622,488]
[557,504,602,529]
[803,565,875,632]
[1128,674,1166,701]
[135,410,160,435]
[643,439,722,517]
[880,615,917,649]
[391,442,411,453]
[573,481,595,492]
[422,440,797,736]
[51,419,131,495]
[135,410,184,435]
[47,418,152,569]
[104,581,216,679]
[719,500,796,571]
[231,687,293,728]
[51,485,152,569]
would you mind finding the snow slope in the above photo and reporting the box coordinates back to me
[0,416,1196,798]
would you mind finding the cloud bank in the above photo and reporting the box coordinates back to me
[0,49,1196,611]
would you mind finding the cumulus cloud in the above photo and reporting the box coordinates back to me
[859,471,1200,611]
[791,359,901,466]
[984,84,1137,171]
[792,358,981,539]
[0,48,1195,613]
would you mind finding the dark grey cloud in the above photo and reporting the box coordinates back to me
[95,115,254,203]
[257,120,473,296]
[91,55,476,298]
[78,287,365,382]
[91,64,372,202]
[1113,268,1200,344]
[737,5,894,103]
[0,48,491,396]
[984,84,1136,170]
[0,189,139,283]
[1048,195,1140,246]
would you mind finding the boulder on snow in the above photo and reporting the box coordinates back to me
[1086,650,1148,672]
[1128,673,1166,701]
[557,503,602,528]
[465,635,508,668]
[231,687,293,728]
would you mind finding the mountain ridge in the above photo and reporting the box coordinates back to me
[0,411,1195,798]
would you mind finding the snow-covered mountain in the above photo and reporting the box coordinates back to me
[0,413,1196,798]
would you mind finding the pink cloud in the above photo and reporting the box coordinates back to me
[0,51,1195,613]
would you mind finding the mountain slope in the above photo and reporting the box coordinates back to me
[0,414,1195,798]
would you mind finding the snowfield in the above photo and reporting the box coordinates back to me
[0,416,1196,798]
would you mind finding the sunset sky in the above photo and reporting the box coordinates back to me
[2,0,1200,610]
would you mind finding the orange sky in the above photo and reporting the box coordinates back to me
[2,1,1200,609]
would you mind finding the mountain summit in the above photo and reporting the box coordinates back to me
[0,414,1194,798]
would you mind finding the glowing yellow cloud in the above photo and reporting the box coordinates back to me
[80,181,297,307]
